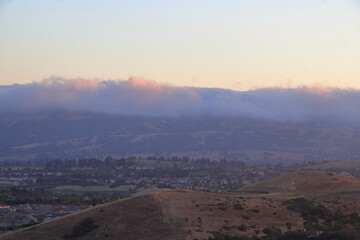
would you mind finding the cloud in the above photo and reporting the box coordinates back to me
[0,77,199,116]
[1,77,360,122]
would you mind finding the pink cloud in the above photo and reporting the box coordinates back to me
[65,78,99,90]
[128,76,170,90]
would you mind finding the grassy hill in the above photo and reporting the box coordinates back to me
[238,171,360,198]
[0,193,185,240]
[3,171,360,240]
[298,160,360,172]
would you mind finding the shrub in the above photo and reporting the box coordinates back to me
[285,222,292,230]
[249,209,260,213]
[237,224,248,231]
[63,217,99,239]
[233,204,244,211]
[262,227,272,235]
[222,225,232,231]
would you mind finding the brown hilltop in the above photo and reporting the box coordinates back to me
[3,172,360,240]
[0,190,305,240]
[0,193,186,240]
[238,171,360,198]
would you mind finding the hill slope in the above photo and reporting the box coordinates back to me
[3,172,360,240]
[238,171,360,197]
[0,190,305,240]
[2,112,360,164]
[0,193,185,240]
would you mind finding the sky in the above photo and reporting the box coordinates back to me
[0,0,359,90]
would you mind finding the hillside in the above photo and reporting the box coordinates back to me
[3,172,360,240]
[0,190,305,240]
[2,112,360,164]
[298,160,360,172]
[238,171,360,197]
[0,193,185,240]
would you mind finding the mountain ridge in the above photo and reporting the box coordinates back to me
[1,112,360,164]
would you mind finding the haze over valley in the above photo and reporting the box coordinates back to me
[1,0,360,239]
[2,78,360,164]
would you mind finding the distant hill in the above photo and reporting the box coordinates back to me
[3,171,360,240]
[1,111,360,164]
[298,160,360,172]
[238,171,360,197]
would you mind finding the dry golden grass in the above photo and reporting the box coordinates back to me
[3,171,360,240]
[0,193,185,240]
[238,171,360,198]
[300,160,360,171]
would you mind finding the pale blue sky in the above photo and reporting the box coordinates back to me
[0,0,359,90]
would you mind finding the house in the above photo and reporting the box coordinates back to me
[43,213,66,222]
[0,220,12,228]
[44,214,55,222]
[33,214,47,223]
[20,215,37,225]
